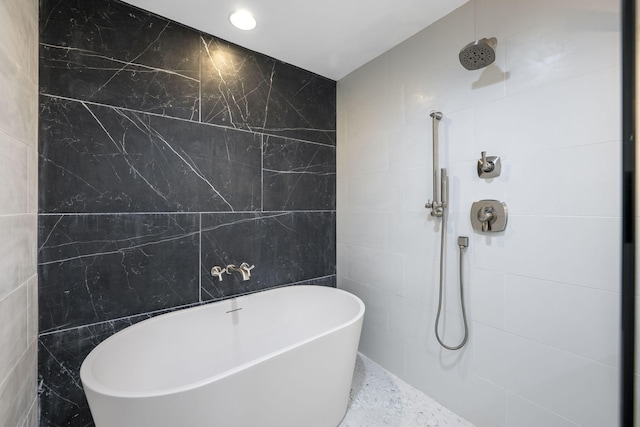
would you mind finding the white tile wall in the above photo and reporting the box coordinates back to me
[337,0,621,425]
[506,393,582,427]
[0,0,38,425]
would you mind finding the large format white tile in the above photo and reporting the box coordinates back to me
[389,212,440,258]
[340,212,389,251]
[26,275,37,346]
[401,168,432,213]
[470,268,506,329]
[443,108,476,165]
[502,1,620,95]
[0,284,28,386]
[388,122,430,172]
[506,141,621,217]
[474,324,619,427]
[340,277,389,331]
[475,66,620,157]
[389,295,433,351]
[0,131,28,215]
[341,54,403,142]
[505,274,620,367]
[357,322,406,377]
[346,246,405,296]
[0,341,36,427]
[21,397,38,427]
[347,172,405,213]
[477,0,620,43]
[506,393,581,427]
[473,215,620,292]
[27,144,37,214]
[0,214,36,301]
[339,132,389,177]
[0,0,36,75]
[404,253,440,307]
[0,47,37,145]
[445,161,479,215]
[406,343,506,427]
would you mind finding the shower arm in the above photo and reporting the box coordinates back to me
[426,111,446,217]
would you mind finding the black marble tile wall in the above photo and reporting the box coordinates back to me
[200,36,336,145]
[37,0,336,425]
[39,98,263,213]
[200,212,336,300]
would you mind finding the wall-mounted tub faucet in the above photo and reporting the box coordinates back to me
[226,262,255,281]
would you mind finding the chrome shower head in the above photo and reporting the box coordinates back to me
[459,37,497,70]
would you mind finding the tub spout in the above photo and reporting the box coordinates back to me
[226,263,255,281]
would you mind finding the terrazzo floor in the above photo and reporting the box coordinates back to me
[339,354,475,427]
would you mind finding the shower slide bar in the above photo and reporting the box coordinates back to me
[425,111,446,217]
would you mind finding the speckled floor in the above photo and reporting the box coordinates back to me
[339,354,474,427]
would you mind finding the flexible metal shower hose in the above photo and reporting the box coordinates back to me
[434,211,469,350]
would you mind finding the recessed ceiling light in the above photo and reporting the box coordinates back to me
[229,10,256,31]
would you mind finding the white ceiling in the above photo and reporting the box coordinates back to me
[121,0,468,80]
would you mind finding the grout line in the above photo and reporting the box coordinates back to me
[39,93,337,148]
[37,210,337,216]
[37,275,338,337]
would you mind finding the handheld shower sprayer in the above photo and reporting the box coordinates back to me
[425,110,469,351]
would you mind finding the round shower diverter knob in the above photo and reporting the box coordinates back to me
[470,200,508,233]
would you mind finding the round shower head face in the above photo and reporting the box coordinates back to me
[459,37,497,70]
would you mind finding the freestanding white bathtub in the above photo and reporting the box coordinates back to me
[80,285,365,427]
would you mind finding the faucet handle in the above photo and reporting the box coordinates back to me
[211,266,226,281]
[480,151,494,172]
[477,151,501,178]
[239,262,254,272]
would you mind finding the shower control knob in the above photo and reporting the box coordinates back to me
[477,151,501,178]
[470,200,508,233]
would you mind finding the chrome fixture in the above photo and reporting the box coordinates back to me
[435,236,469,350]
[425,110,469,351]
[226,262,255,281]
[459,37,498,70]
[211,266,226,281]
[470,200,508,233]
[477,151,501,178]
[425,111,446,217]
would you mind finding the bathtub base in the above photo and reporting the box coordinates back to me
[87,325,359,427]
[82,286,364,427]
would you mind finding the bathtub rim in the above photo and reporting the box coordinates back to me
[80,285,365,399]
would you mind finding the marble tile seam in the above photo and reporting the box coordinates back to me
[39,93,337,148]
[0,338,35,392]
[37,274,337,338]
[0,126,34,149]
[37,210,337,216]
[39,43,199,82]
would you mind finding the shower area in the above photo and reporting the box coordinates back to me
[336,0,622,425]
